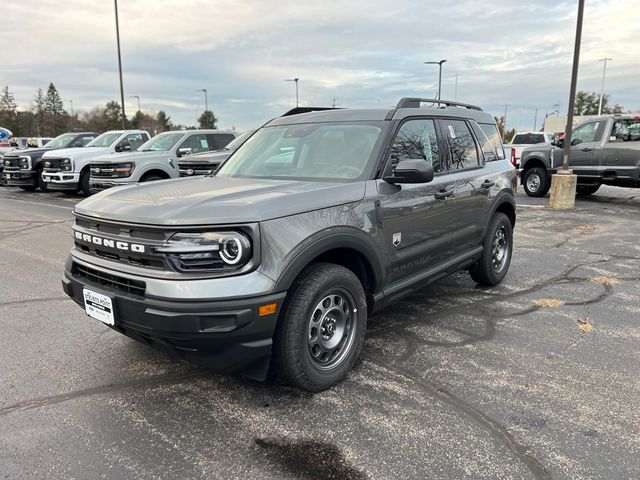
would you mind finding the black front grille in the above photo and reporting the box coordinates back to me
[3,157,22,170]
[73,263,146,297]
[44,157,67,172]
[91,163,127,177]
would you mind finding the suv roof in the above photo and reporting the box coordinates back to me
[269,97,496,126]
[163,129,236,134]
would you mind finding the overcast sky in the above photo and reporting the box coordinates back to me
[2,0,639,131]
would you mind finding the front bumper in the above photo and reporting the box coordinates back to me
[62,255,286,380]
[90,179,133,192]
[5,169,37,187]
[42,171,80,190]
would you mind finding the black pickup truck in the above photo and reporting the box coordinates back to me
[520,115,640,196]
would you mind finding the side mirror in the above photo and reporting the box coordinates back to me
[553,138,564,148]
[177,147,192,157]
[385,159,434,184]
[72,141,83,148]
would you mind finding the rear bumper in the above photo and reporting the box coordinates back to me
[62,257,286,380]
[42,171,80,190]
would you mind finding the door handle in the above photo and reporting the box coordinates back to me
[480,179,495,189]
[434,189,454,200]
[581,147,592,152]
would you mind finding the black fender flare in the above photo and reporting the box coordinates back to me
[481,190,516,238]
[273,227,385,294]
[520,152,551,172]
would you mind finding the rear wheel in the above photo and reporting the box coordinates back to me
[522,167,550,197]
[470,212,513,286]
[273,262,367,392]
[576,184,600,196]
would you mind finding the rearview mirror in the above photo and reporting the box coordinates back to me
[385,159,434,184]
[177,147,192,157]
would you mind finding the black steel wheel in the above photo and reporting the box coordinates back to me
[273,262,367,392]
[470,212,513,286]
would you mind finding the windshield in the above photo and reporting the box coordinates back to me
[224,130,254,151]
[138,132,185,152]
[217,122,384,181]
[46,133,77,149]
[87,132,122,148]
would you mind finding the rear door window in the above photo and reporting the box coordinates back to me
[180,134,211,154]
[209,133,236,150]
[439,119,480,171]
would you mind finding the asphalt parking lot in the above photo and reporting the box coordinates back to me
[1,185,639,479]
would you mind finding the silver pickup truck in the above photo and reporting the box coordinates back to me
[520,115,640,196]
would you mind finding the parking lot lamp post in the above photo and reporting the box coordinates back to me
[424,60,447,100]
[549,0,584,209]
[197,89,208,113]
[285,78,299,107]
[597,57,613,116]
[131,95,141,114]
[114,0,126,129]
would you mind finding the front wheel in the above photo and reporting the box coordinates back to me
[470,212,513,286]
[273,262,367,392]
[522,167,550,197]
[36,169,48,192]
[79,171,91,195]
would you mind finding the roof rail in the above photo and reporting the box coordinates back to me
[281,107,341,117]
[396,97,483,111]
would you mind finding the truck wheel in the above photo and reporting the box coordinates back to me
[80,171,92,196]
[140,174,163,182]
[576,184,600,196]
[36,169,48,192]
[273,262,367,392]
[470,212,513,286]
[522,167,550,197]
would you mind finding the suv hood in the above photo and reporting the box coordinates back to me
[91,151,167,164]
[75,176,366,225]
[43,146,111,159]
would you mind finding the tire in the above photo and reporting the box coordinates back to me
[19,185,37,191]
[522,167,550,197]
[576,184,600,196]
[470,212,513,286]
[36,169,48,192]
[140,174,163,182]
[79,170,91,195]
[273,262,367,392]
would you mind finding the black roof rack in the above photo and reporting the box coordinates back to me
[281,107,341,117]
[395,97,483,111]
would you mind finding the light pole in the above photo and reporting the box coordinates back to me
[114,0,126,129]
[197,89,208,112]
[130,95,141,114]
[284,78,299,107]
[424,60,447,100]
[597,57,613,116]
[549,0,584,209]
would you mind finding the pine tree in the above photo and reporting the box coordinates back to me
[33,88,46,136]
[44,83,66,135]
[198,110,217,129]
[156,111,172,132]
[0,85,18,134]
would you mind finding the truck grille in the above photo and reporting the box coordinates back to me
[43,157,67,173]
[3,156,23,170]
[178,162,218,176]
[73,262,146,297]
[91,163,127,177]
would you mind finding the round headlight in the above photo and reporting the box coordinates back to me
[220,237,243,265]
[63,158,70,164]
[44,161,51,168]
[3,159,9,166]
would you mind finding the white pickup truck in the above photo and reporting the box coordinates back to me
[508,132,555,168]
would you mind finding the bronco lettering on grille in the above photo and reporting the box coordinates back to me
[74,230,145,253]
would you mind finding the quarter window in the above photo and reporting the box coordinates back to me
[440,119,480,170]
[389,119,442,173]
[479,123,505,159]
[210,133,236,150]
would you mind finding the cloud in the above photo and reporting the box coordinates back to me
[2,0,639,131]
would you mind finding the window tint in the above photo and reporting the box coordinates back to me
[511,133,546,144]
[210,133,236,150]
[572,122,599,143]
[441,119,480,170]
[479,123,505,159]
[180,134,211,154]
[612,120,640,142]
[389,119,442,172]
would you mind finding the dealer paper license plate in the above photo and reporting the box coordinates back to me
[83,288,115,326]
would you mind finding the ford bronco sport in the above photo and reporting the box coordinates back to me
[62,98,516,391]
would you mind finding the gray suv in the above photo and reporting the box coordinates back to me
[62,98,516,391]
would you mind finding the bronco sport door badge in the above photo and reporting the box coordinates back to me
[393,232,402,247]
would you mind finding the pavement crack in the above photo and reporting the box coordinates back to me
[0,296,69,307]
[0,370,209,417]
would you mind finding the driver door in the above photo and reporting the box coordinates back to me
[568,121,602,175]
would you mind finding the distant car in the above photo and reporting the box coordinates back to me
[89,129,237,192]
[3,132,98,191]
[42,130,150,195]
[178,129,254,177]
[508,132,554,168]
